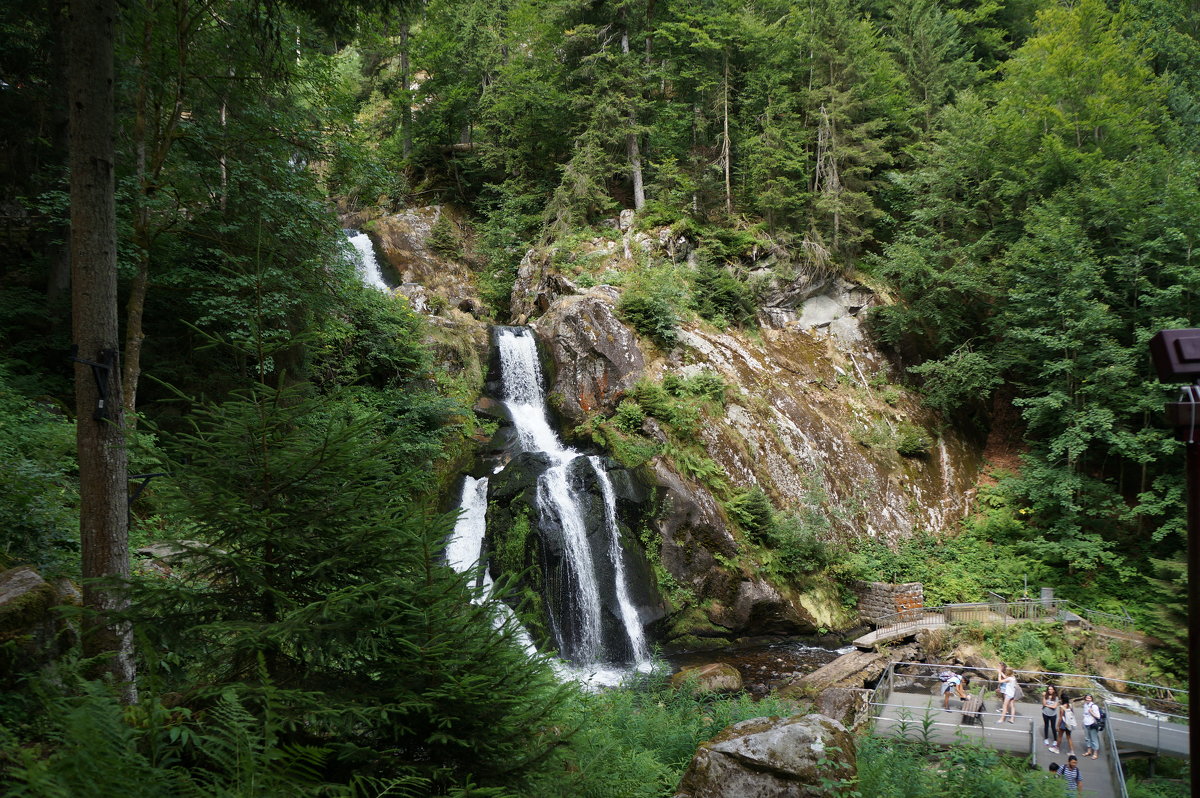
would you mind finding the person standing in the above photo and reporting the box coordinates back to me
[1061,754,1083,794]
[1081,694,1103,759]
[1053,695,1077,755]
[1041,685,1060,746]
[997,664,1018,724]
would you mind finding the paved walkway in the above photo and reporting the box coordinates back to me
[872,687,1188,797]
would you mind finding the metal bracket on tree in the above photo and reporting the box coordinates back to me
[128,472,167,506]
[69,345,117,421]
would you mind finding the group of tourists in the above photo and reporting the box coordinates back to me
[938,663,1106,794]
[1039,682,1105,759]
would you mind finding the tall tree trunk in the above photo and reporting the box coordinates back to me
[721,52,732,216]
[399,21,412,160]
[621,29,645,211]
[68,0,135,697]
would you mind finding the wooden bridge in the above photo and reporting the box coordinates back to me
[853,596,1137,650]
[868,662,1189,798]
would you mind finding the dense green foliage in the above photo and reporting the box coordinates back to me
[0,0,1197,791]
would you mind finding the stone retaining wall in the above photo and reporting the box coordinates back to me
[853,581,923,625]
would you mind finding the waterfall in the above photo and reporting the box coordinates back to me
[446,476,491,583]
[590,456,649,661]
[345,230,390,292]
[444,475,538,656]
[495,327,649,666]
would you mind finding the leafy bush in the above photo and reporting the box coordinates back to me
[895,422,932,457]
[619,287,681,346]
[617,265,688,347]
[524,676,799,798]
[0,362,78,574]
[427,212,463,259]
[613,399,647,433]
[770,513,834,578]
[724,488,774,541]
[663,370,729,405]
[691,258,756,328]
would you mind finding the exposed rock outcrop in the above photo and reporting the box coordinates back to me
[778,643,919,697]
[533,287,646,426]
[674,714,856,798]
[364,206,485,319]
[671,662,744,693]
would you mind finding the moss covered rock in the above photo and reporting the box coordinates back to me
[674,713,856,798]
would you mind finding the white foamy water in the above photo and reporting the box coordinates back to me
[443,475,538,656]
[495,327,648,666]
[445,476,491,578]
[346,230,390,292]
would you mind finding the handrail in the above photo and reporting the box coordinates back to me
[872,597,1140,635]
[1103,710,1129,798]
[887,662,1189,712]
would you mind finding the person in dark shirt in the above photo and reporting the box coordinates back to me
[1061,754,1083,794]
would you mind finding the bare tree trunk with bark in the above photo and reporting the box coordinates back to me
[621,29,645,211]
[68,0,136,698]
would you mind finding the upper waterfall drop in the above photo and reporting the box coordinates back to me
[494,326,650,667]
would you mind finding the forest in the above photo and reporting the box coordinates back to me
[0,0,1196,794]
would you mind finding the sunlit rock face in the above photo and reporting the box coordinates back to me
[524,263,981,646]
[656,318,981,542]
[533,286,646,426]
[673,714,857,798]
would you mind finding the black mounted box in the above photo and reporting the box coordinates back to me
[1149,329,1200,382]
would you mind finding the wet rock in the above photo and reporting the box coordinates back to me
[814,687,872,731]
[779,643,918,697]
[671,663,744,693]
[674,714,856,798]
[533,287,646,426]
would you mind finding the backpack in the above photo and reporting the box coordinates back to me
[938,670,955,682]
[1095,707,1107,732]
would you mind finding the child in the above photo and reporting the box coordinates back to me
[1061,754,1082,794]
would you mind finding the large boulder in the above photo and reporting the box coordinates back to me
[671,663,744,694]
[814,687,872,732]
[0,567,77,678]
[674,714,857,798]
[533,287,646,426]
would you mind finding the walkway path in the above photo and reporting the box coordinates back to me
[868,664,1189,798]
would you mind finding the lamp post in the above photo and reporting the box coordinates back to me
[1148,329,1200,768]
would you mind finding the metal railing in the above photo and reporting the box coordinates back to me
[869,660,1186,796]
[872,596,1139,638]
[868,662,1046,751]
[1103,710,1130,798]
[887,662,1188,720]
[872,599,1071,630]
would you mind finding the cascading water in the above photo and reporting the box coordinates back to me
[495,327,650,667]
[445,476,491,584]
[345,230,391,292]
[444,475,538,655]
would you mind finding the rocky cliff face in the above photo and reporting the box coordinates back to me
[355,208,985,649]
[521,231,982,647]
